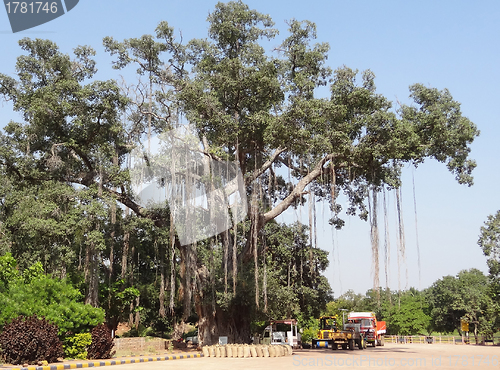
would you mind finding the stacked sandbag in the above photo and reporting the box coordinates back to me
[243,344,251,358]
[201,344,292,358]
[202,346,209,357]
[226,344,234,358]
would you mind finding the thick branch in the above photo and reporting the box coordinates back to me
[245,147,286,186]
[240,153,335,263]
[262,153,335,224]
[107,187,148,218]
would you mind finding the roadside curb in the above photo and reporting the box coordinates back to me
[2,353,204,370]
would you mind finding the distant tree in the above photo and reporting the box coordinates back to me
[426,269,496,342]
[329,290,371,314]
[426,275,460,333]
[478,211,500,284]
[478,211,500,333]
[386,289,431,335]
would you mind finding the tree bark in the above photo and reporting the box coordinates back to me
[84,240,99,307]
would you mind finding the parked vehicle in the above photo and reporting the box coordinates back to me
[261,320,301,348]
[186,330,199,345]
[347,312,386,347]
[312,316,365,350]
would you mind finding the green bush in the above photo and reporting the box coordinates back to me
[301,327,318,344]
[63,333,92,359]
[300,317,319,344]
[0,257,105,335]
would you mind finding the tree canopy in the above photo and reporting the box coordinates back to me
[426,269,497,342]
[478,211,500,283]
[0,1,480,345]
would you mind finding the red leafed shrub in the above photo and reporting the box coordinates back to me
[86,324,115,360]
[0,315,63,365]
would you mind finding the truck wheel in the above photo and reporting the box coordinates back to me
[341,344,347,350]
[312,340,316,349]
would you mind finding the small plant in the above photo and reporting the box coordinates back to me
[63,333,92,359]
[87,324,115,360]
[0,315,63,365]
[301,327,317,344]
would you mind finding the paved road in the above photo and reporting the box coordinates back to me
[95,343,500,370]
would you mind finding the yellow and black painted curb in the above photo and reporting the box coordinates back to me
[3,353,204,370]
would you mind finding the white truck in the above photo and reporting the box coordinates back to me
[262,320,301,348]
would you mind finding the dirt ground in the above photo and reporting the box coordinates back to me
[98,343,500,370]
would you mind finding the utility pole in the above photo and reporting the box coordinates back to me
[340,309,347,329]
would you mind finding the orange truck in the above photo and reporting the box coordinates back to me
[347,312,386,347]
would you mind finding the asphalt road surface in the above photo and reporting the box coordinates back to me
[97,343,500,370]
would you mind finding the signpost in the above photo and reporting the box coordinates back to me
[461,320,469,344]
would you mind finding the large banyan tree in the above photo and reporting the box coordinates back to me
[0,1,478,344]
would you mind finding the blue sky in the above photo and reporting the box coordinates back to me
[1,1,499,296]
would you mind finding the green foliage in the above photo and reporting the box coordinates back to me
[478,211,500,281]
[261,222,333,320]
[103,0,479,232]
[0,253,19,292]
[301,327,317,344]
[0,256,104,335]
[324,290,373,316]
[300,317,319,344]
[63,333,92,360]
[386,291,431,335]
[426,269,496,340]
[0,181,82,275]
[0,315,64,365]
[100,280,140,331]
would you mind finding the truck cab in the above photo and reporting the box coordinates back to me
[347,312,385,347]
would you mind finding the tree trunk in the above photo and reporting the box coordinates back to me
[195,297,252,346]
[159,240,166,317]
[194,265,252,346]
[84,240,99,307]
[121,230,129,280]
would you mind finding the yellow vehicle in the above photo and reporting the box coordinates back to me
[312,316,365,350]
